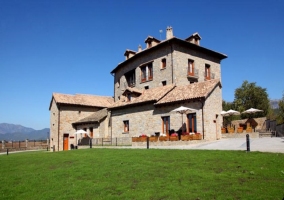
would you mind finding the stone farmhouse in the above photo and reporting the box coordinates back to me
[49,27,227,151]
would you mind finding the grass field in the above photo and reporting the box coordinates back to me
[1,149,284,200]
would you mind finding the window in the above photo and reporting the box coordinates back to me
[141,63,153,82]
[161,58,166,69]
[162,80,167,86]
[188,59,194,76]
[125,70,136,87]
[162,116,170,135]
[205,64,210,80]
[89,127,93,138]
[144,86,149,90]
[124,120,129,132]
[187,113,197,133]
[127,93,131,102]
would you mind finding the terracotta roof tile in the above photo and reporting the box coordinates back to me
[123,87,142,95]
[155,79,221,105]
[52,93,114,108]
[110,84,175,109]
[73,108,108,125]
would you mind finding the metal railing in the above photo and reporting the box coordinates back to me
[78,137,132,147]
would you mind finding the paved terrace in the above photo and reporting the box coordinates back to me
[89,138,284,153]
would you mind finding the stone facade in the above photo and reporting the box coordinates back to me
[50,98,103,151]
[50,27,227,150]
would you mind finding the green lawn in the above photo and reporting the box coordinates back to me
[1,149,284,200]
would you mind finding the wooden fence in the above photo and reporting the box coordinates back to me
[0,140,50,152]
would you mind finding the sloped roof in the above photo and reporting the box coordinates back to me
[122,87,142,95]
[144,36,161,43]
[73,108,108,125]
[155,79,221,105]
[109,84,175,109]
[50,93,114,109]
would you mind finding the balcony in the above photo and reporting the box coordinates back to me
[187,69,199,81]
[203,72,215,81]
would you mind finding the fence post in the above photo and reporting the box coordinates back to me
[246,134,250,152]
[2,140,4,149]
[147,137,149,149]
[26,139,28,149]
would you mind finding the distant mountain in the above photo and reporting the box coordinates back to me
[0,123,35,134]
[270,99,280,109]
[0,123,49,141]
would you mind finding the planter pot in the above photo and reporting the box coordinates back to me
[169,136,179,141]
[181,135,189,141]
[149,136,158,142]
[132,137,139,142]
[139,137,148,142]
[221,128,226,134]
[237,127,243,133]
[246,127,252,133]
[227,127,234,133]
[192,134,202,140]
[159,136,168,141]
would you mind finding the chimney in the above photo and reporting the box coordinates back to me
[138,45,142,52]
[166,26,173,40]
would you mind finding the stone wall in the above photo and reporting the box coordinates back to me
[49,100,100,151]
[111,102,202,139]
[114,41,223,101]
[203,85,222,140]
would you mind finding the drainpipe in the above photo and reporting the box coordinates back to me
[111,73,115,101]
[168,40,174,84]
[199,98,205,140]
[57,104,60,151]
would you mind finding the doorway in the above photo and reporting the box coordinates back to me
[63,134,69,150]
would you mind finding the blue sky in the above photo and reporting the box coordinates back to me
[0,0,283,130]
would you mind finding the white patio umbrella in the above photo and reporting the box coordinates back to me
[222,109,240,117]
[170,106,198,132]
[74,129,88,146]
[220,110,228,116]
[74,129,87,134]
[242,108,263,114]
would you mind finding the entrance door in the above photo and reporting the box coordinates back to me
[63,134,69,150]
[187,113,197,133]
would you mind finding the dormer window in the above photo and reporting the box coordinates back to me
[141,62,153,82]
[145,36,160,49]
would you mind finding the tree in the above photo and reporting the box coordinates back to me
[233,80,269,119]
[277,92,284,124]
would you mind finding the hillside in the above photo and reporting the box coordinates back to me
[0,123,49,141]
